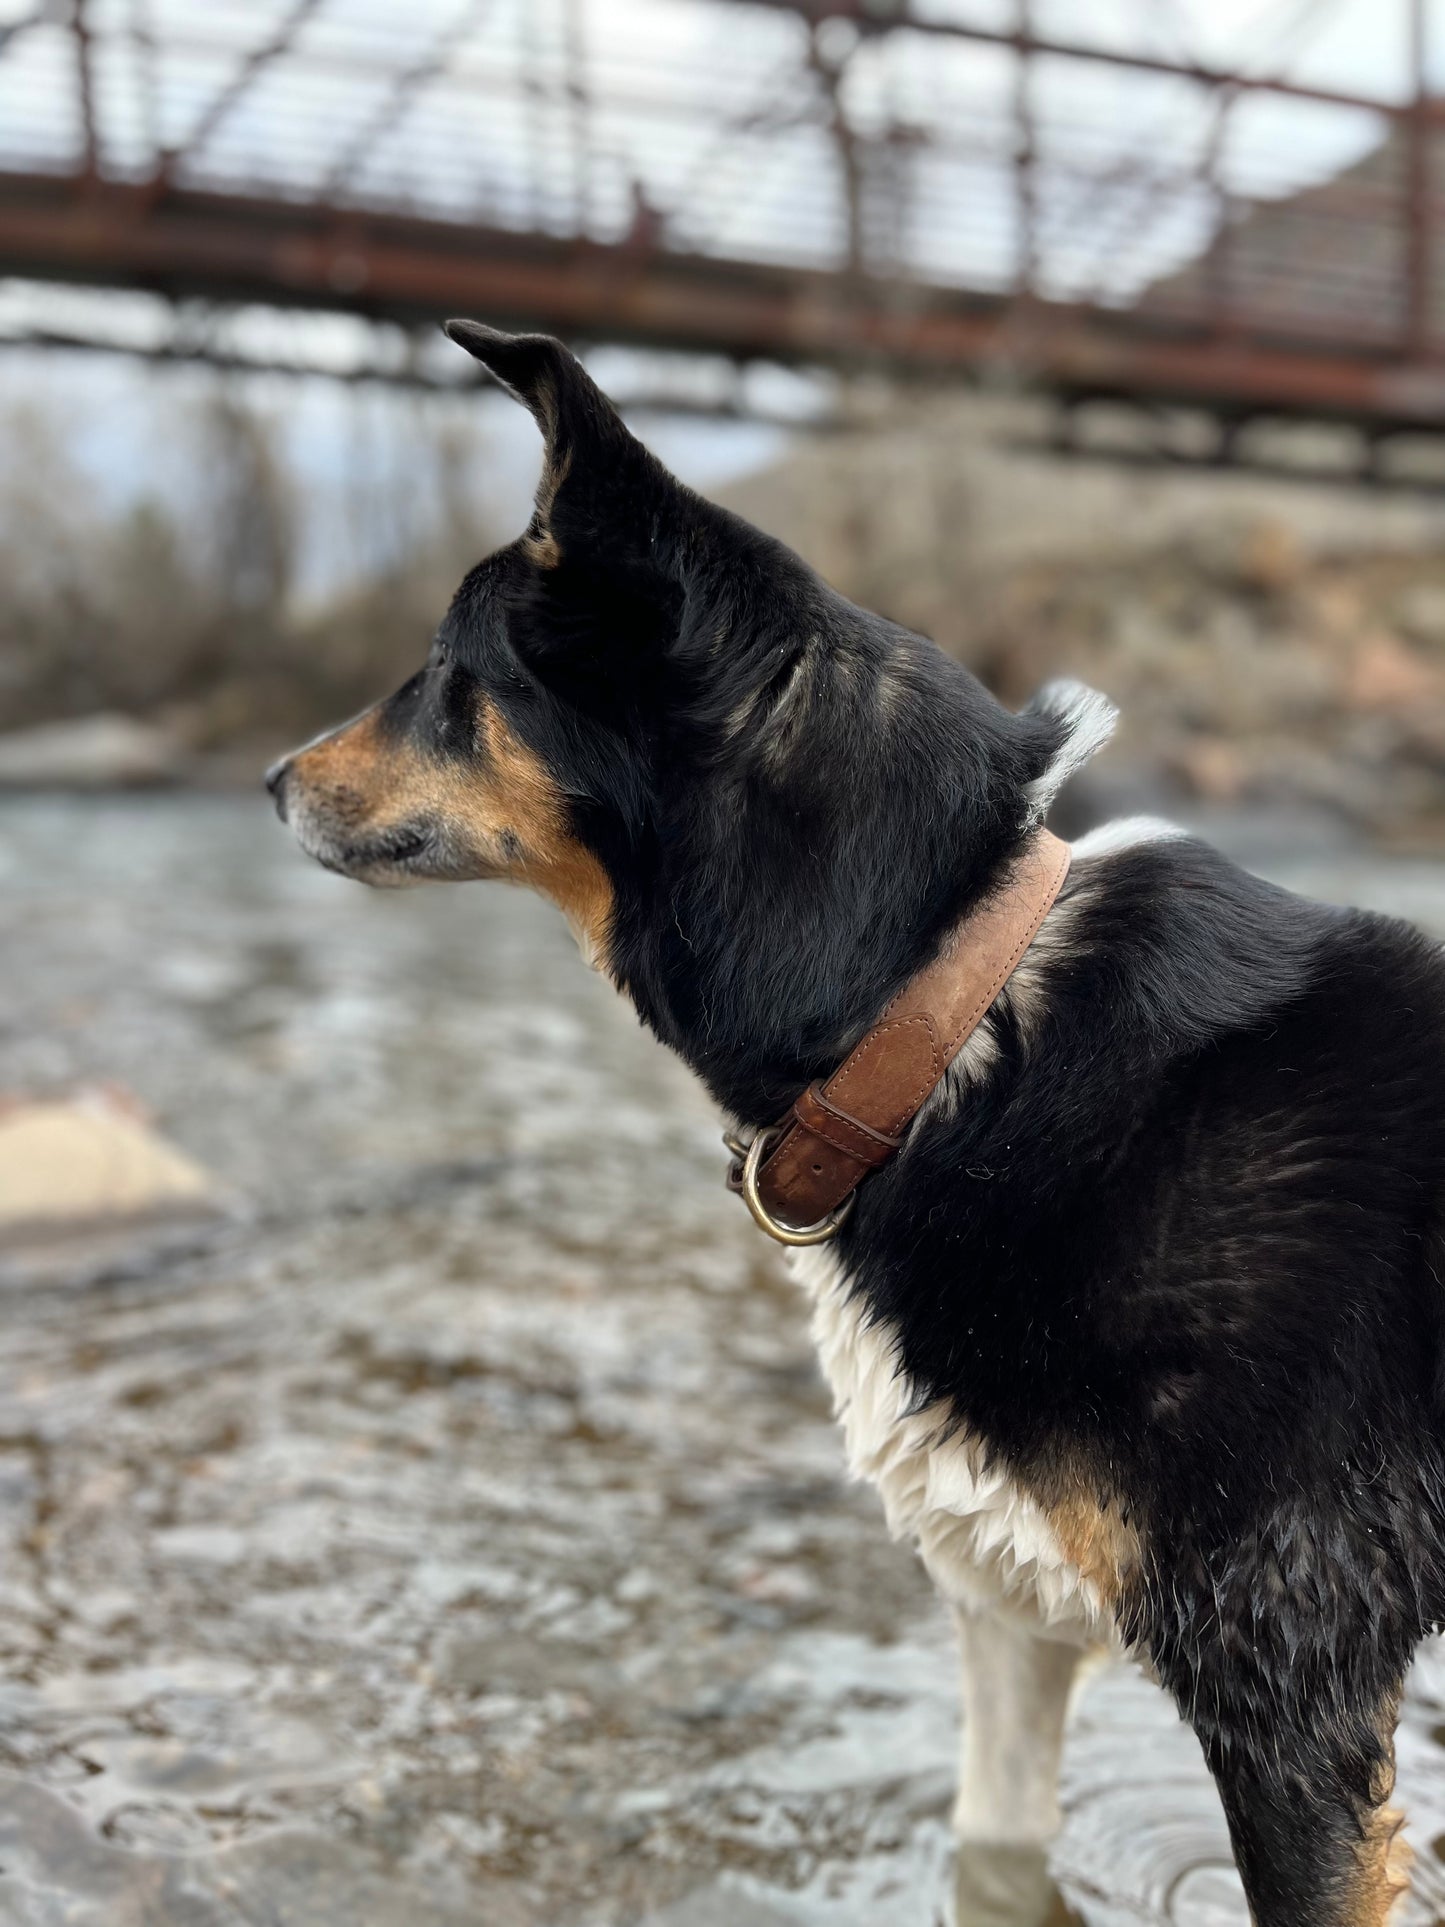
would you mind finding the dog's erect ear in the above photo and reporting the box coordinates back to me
[444,320,675,580]
[444,321,612,453]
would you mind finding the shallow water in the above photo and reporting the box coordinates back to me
[0,793,1444,1925]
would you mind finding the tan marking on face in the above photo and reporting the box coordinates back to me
[1039,1484,1142,1611]
[467,702,614,959]
[289,707,456,842]
[284,699,614,960]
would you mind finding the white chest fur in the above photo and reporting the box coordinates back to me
[792,1246,1120,1648]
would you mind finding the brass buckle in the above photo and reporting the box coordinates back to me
[724,1125,854,1247]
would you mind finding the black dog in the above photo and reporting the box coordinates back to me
[269,321,1445,1926]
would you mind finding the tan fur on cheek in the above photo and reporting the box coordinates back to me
[285,699,615,956]
[465,704,615,962]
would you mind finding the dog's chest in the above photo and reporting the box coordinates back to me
[791,1247,1118,1646]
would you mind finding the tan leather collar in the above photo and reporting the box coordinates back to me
[726,830,1071,1244]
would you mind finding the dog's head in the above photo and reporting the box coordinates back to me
[267,322,669,961]
[269,323,1114,1113]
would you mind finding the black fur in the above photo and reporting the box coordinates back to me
[278,326,1445,1924]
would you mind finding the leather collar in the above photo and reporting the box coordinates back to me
[726,829,1071,1244]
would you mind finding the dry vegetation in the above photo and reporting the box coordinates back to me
[0,387,506,756]
[8,378,1445,842]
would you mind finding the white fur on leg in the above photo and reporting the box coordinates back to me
[952,1608,1082,1846]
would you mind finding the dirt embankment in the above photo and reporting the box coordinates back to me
[961,534,1445,845]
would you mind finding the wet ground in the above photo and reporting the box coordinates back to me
[4,793,1445,1925]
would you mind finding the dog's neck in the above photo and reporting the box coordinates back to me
[594,620,1112,1125]
[610,797,1045,1124]
[733,828,1073,1239]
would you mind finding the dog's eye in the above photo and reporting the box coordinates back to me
[434,644,449,669]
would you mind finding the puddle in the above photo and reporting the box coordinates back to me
[1,793,1445,1923]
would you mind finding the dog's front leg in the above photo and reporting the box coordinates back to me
[952,1607,1080,1844]
[950,1607,1083,1925]
[1204,1680,1411,1927]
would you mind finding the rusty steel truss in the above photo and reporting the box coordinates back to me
[2,0,1445,440]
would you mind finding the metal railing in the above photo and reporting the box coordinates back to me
[0,0,1441,438]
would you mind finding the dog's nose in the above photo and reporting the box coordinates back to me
[264,756,291,818]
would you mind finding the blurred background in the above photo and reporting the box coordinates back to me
[9,4,1445,1925]
[11,0,1445,832]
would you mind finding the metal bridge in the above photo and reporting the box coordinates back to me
[2,0,1445,448]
